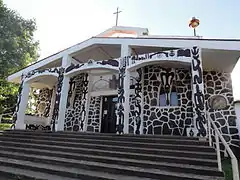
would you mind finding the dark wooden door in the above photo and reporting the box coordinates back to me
[101,96,118,133]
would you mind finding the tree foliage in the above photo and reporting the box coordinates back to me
[0,0,39,114]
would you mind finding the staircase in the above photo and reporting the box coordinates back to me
[0,130,224,180]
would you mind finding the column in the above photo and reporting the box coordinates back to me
[190,46,207,137]
[56,75,70,131]
[117,44,131,134]
[48,87,56,123]
[83,73,92,132]
[52,54,71,131]
[15,82,30,129]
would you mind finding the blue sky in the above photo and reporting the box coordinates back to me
[3,0,240,99]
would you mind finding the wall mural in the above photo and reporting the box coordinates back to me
[191,47,206,137]
[64,73,89,131]
[87,96,102,132]
[204,71,240,151]
[142,65,193,135]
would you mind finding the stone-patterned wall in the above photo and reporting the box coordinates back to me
[64,74,88,131]
[87,96,102,132]
[129,94,136,134]
[143,65,193,135]
[35,88,52,117]
[204,71,240,148]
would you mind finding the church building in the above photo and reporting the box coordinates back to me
[7,25,240,150]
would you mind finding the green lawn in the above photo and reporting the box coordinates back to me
[0,123,12,131]
[222,158,240,180]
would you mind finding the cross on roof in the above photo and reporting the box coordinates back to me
[113,7,122,26]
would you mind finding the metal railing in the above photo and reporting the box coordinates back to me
[207,112,239,180]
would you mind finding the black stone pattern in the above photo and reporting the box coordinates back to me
[64,73,89,131]
[87,96,102,132]
[204,71,240,150]
[128,69,142,134]
[35,88,52,117]
[142,65,193,135]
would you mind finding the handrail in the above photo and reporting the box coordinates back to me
[207,112,239,180]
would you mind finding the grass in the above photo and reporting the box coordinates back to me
[222,158,240,180]
[0,123,12,131]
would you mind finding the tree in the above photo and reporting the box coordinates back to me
[0,0,39,115]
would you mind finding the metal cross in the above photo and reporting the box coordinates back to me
[113,7,122,26]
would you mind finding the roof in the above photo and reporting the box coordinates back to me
[7,26,240,83]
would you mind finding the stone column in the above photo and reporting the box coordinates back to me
[53,55,72,131]
[83,73,92,132]
[56,75,70,131]
[48,87,56,124]
[190,46,207,137]
[117,44,131,134]
[15,82,30,129]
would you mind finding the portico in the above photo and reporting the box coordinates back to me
[6,26,240,153]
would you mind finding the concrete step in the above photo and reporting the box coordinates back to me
[0,135,215,159]
[0,165,77,180]
[2,131,209,146]
[0,142,218,167]
[4,130,200,140]
[0,135,214,153]
[0,157,153,180]
[0,156,223,180]
[0,149,223,177]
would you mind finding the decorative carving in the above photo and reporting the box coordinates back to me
[97,59,119,67]
[12,76,24,128]
[51,68,64,130]
[191,46,206,137]
[26,124,51,131]
[117,58,126,134]
[131,48,191,64]
[79,73,89,131]
[134,68,142,134]
[158,68,175,106]
[24,68,59,80]
[209,95,228,110]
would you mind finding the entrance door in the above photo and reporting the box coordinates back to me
[101,96,118,133]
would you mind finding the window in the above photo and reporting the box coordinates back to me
[159,86,179,107]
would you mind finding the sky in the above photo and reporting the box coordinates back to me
[3,0,240,99]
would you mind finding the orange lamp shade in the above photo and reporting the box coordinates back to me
[189,17,200,28]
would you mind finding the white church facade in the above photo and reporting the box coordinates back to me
[7,26,240,149]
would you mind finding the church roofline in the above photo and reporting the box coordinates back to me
[7,36,240,83]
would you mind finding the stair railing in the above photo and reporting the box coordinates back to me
[207,111,239,180]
